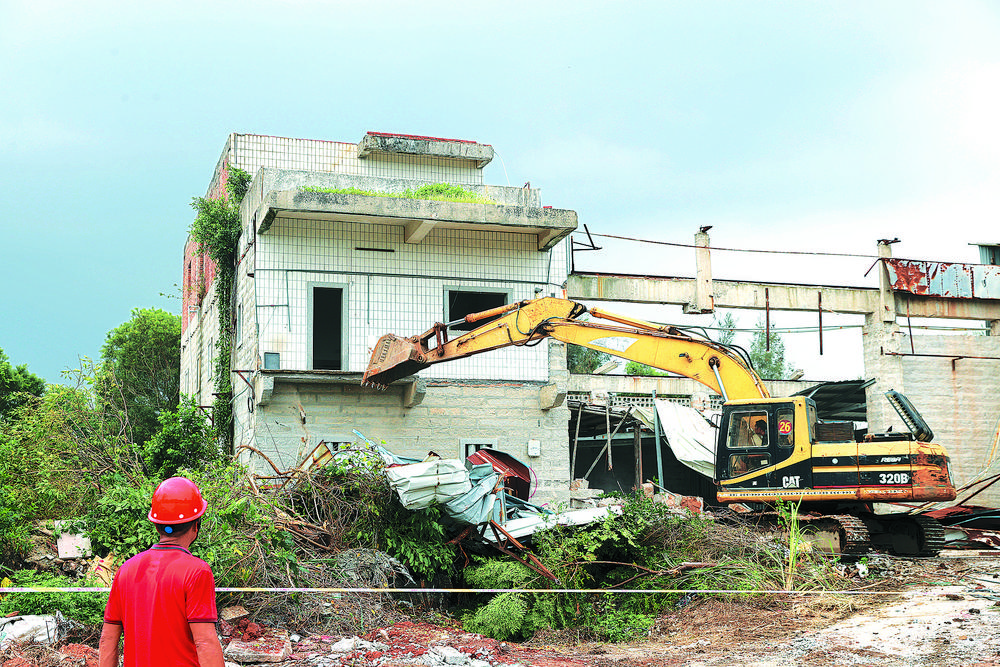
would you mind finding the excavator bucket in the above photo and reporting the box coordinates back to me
[362,334,430,389]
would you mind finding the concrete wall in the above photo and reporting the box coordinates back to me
[247,217,562,381]
[248,377,571,505]
[180,278,222,403]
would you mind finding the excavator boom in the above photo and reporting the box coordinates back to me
[362,297,769,399]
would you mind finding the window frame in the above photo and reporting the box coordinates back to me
[307,281,350,371]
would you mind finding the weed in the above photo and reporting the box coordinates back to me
[302,183,496,205]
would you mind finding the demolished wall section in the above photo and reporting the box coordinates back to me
[250,379,571,505]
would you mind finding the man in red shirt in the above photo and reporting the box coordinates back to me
[99,477,224,667]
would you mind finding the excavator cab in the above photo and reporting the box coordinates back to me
[715,398,810,492]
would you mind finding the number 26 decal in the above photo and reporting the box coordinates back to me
[879,472,909,485]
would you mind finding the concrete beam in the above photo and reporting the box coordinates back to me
[256,190,577,251]
[255,374,274,406]
[357,132,494,168]
[567,374,819,398]
[403,219,437,244]
[567,273,879,314]
[402,377,427,408]
[568,272,1000,321]
[539,382,566,410]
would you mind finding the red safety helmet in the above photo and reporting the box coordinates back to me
[148,477,207,525]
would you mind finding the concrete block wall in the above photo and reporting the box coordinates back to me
[249,379,571,506]
[864,314,1000,505]
[179,278,223,405]
[897,334,1000,503]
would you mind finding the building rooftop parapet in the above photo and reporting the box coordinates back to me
[357,131,494,167]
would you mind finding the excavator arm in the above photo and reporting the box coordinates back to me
[362,297,769,400]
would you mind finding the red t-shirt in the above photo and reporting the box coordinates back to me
[104,545,218,667]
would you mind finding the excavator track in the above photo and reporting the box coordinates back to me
[737,512,872,556]
[737,511,945,557]
[800,514,872,556]
[859,513,946,557]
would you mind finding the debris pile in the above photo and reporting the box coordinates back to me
[228,621,593,667]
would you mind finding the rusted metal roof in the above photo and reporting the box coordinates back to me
[884,259,1000,300]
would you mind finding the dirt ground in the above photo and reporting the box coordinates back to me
[6,551,1000,667]
[514,551,1000,667]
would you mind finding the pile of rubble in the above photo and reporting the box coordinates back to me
[223,620,589,667]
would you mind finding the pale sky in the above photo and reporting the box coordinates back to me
[2,1,998,383]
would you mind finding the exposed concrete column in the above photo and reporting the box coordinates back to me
[541,339,569,410]
[862,313,904,432]
[877,240,898,323]
[684,229,714,314]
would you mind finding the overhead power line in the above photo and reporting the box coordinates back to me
[578,231,880,259]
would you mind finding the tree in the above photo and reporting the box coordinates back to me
[566,345,611,374]
[0,347,45,419]
[97,308,182,446]
[749,316,794,380]
[714,311,737,347]
[624,361,668,376]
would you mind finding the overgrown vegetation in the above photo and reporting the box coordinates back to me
[0,346,46,419]
[0,571,107,625]
[189,166,251,451]
[302,182,496,205]
[461,495,844,642]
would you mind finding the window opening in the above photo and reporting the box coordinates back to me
[461,438,498,458]
[447,290,508,332]
[313,287,343,370]
[729,453,770,476]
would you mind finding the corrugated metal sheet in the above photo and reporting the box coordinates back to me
[885,259,1000,300]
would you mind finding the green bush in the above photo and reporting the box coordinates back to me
[143,397,218,479]
[0,571,107,624]
[80,474,158,559]
[183,462,298,588]
[463,592,527,641]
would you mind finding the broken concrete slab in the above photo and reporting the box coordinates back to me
[223,628,292,663]
[54,521,92,559]
[430,645,469,664]
[219,605,249,623]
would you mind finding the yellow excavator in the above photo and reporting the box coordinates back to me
[363,297,956,556]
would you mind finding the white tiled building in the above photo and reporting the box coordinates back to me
[181,132,577,502]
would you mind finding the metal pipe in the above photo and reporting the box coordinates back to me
[818,291,823,355]
[653,389,665,488]
[765,287,770,352]
[710,360,729,402]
